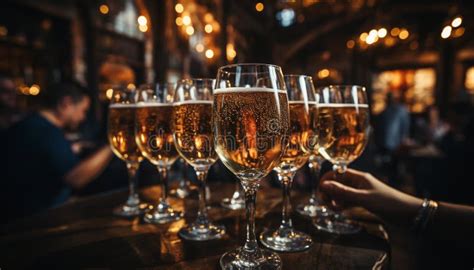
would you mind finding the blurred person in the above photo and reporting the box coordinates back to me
[1,81,112,222]
[374,92,410,185]
[0,73,22,131]
[319,169,474,269]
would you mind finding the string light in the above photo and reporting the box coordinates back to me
[378,28,387,38]
[29,84,40,95]
[359,32,368,42]
[185,26,194,35]
[399,29,409,40]
[139,24,148,32]
[204,24,213,33]
[441,25,451,39]
[175,3,184,13]
[226,43,236,61]
[205,49,214,59]
[451,16,462,28]
[175,17,183,26]
[99,4,109,15]
[106,88,114,99]
[391,27,400,37]
[137,16,147,26]
[318,69,330,79]
[196,43,204,53]
[182,15,191,25]
[453,27,465,37]
[346,40,355,49]
[255,2,264,12]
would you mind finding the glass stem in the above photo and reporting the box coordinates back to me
[126,162,140,206]
[243,185,259,252]
[195,169,209,225]
[158,166,169,203]
[309,160,321,204]
[332,163,347,219]
[279,173,295,230]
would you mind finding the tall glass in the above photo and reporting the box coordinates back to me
[173,79,226,241]
[135,83,183,224]
[108,86,147,217]
[315,85,370,234]
[259,74,315,252]
[215,64,288,269]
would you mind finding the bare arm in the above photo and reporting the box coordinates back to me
[64,146,113,189]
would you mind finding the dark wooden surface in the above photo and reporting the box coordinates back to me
[0,182,390,269]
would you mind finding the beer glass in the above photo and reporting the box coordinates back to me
[316,85,370,234]
[215,64,289,269]
[108,86,147,217]
[259,74,315,252]
[135,83,183,224]
[173,79,226,241]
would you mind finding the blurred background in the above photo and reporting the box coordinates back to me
[1,0,473,223]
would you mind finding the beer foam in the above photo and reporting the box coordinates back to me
[288,100,318,105]
[136,102,173,107]
[173,100,213,106]
[317,103,369,108]
[109,103,137,108]
[214,87,286,94]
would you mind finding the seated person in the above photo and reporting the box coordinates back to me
[1,81,112,222]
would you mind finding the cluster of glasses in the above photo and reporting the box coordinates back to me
[107,63,370,269]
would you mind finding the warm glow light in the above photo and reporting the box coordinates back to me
[186,26,194,35]
[366,34,378,45]
[106,88,114,99]
[378,28,387,38]
[175,17,183,26]
[175,3,184,13]
[204,13,214,23]
[195,43,204,53]
[226,43,236,61]
[451,16,462,28]
[391,27,400,36]
[441,25,452,39]
[29,84,40,95]
[346,40,355,49]
[453,27,465,38]
[182,15,191,25]
[99,4,109,15]
[139,24,148,32]
[137,16,147,26]
[399,29,409,40]
[0,25,7,37]
[359,32,368,42]
[369,29,377,37]
[384,37,396,46]
[255,2,264,12]
[205,49,214,59]
[127,83,136,90]
[204,24,213,33]
[318,69,330,79]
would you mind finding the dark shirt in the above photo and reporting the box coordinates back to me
[2,113,78,222]
[375,103,410,152]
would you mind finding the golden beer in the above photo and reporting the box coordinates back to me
[275,101,314,173]
[318,104,370,164]
[136,104,178,167]
[213,88,290,180]
[108,104,143,163]
[173,101,216,168]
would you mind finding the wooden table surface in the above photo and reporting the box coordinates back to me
[0,182,390,269]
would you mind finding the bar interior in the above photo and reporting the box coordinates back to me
[1,0,473,269]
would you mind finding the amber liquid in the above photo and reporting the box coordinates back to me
[108,104,143,164]
[173,101,216,169]
[213,88,290,181]
[135,104,178,167]
[318,104,370,165]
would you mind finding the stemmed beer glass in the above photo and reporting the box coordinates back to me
[315,85,370,234]
[107,86,147,217]
[174,79,226,241]
[259,74,316,252]
[214,64,289,269]
[135,83,183,224]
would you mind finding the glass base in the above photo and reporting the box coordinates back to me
[220,247,282,270]
[178,222,226,241]
[313,215,361,235]
[259,227,313,252]
[143,201,183,224]
[221,197,245,210]
[296,202,330,218]
[113,202,150,217]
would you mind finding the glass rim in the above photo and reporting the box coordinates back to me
[284,74,313,79]
[319,84,366,91]
[217,63,282,72]
[177,78,216,83]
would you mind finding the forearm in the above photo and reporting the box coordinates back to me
[65,146,112,189]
